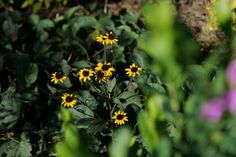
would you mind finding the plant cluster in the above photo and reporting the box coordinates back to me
[0,2,159,156]
[1,0,236,157]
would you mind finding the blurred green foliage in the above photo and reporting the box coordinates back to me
[0,0,68,12]
[0,0,236,157]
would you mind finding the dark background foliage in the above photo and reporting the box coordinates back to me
[0,0,236,157]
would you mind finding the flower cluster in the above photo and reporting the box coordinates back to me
[78,62,116,84]
[78,62,142,84]
[48,32,142,126]
[96,32,118,45]
[49,62,141,125]
[201,59,236,122]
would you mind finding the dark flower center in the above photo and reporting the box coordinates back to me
[108,34,115,40]
[83,70,89,76]
[66,96,74,102]
[131,67,138,72]
[97,70,104,78]
[117,114,124,120]
[56,73,64,79]
[102,65,110,71]
[102,37,107,40]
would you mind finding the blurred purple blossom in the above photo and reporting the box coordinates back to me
[226,59,236,86]
[201,98,225,122]
[225,89,236,114]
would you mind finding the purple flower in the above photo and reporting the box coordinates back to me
[201,98,225,122]
[226,59,236,86]
[224,89,236,114]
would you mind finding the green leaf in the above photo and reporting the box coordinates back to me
[61,59,71,75]
[72,60,94,69]
[44,0,51,8]
[138,112,159,152]
[56,110,94,157]
[78,90,98,110]
[69,16,98,36]
[2,20,18,42]
[114,90,142,109]
[65,6,80,20]
[86,119,107,135]
[112,46,125,64]
[119,29,139,46]
[24,63,38,86]
[0,87,22,131]
[38,19,55,28]
[107,78,116,93]
[109,128,132,157]
[157,138,171,157]
[0,133,32,157]
[28,14,40,25]
[98,16,115,31]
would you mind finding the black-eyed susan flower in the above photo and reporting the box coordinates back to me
[51,72,67,84]
[95,70,108,83]
[79,68,94,83]
[96,35,108,45]
[112,111,128,125]
[105,32,118,44]
[61,93,78,107]
[95,62,115,76]
[125,63,142,77]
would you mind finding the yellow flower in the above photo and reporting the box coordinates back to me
[105,32,118,44]
[79,68,94,83]
[96,32,118,45]
[50,72,67,84]
[95,62,115,76]
[125,63,142,77]
[95,70,108,83]
[61,93,78,107]
[112,111,128,125]
[96,35,108,45]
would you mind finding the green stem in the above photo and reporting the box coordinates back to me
[104,0,108,14]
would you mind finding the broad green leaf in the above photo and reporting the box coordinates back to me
[72,60,94,69]
[138,112,159,152]
[109,128,132,157]
[0,87,22,131]
[38,19,55,28]
[65,6,80,19]
[0,133,32,157]
[114,91,142,109]
[214,0,231,24]
[112,46,125,64]
[157,138,171,157]
[44,0,51,8]
[61,59,71,75]
[2,20,18,41]
[28,14,39,25]
[107,78,116,93]
[69,16,98,36]
[56,110,94,157]
[24,63,38,86]
[78,90,98,110]
[98,16,115,31]
[118,29,139,46]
